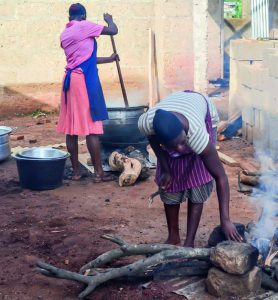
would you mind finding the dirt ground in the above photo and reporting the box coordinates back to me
[0,112,260,300]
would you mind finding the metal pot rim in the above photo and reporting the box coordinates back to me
[12,152,70,161]
[0,126,12,136]
[18,147,69,159]
[107,106,148,112]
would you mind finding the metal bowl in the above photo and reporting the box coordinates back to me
[0,126,12,137]
[0,126,12,161]
[18,147,68,160]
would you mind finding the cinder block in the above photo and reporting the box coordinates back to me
[268,54,278,78]
[269,115,278,157]
[239,63,267,91]
[242,107,255,126]
[251,89,264,110]
[242,122,253,144]
[229,60,252,116]
[230,40,275,61]
[270,29,278,39]
[240,84,253,107]
[262,48,278,68]
[253,109,269,149]
[266,77,278,115]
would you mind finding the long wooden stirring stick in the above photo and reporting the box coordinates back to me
[110,36,129,108]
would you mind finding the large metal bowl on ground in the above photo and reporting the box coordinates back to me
[100,106,149,152]
[0,126,12,161]
[13,148,70,190]
[18,147,68,160]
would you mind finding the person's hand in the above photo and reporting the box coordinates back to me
[110,53,120,61]
[159,172,172,190]
[221,220,243,242]
[104,13,113,23]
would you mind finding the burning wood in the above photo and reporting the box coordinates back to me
[265,230,278,267]
[240,173,260,187]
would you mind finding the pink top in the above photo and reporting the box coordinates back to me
[60,20,104,70]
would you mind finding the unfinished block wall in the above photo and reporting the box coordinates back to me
[0,0,222,117]
[229,39,278,156]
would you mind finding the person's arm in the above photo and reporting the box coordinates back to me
[199,142,242,242]
[97,53,119,64]
[148,135,171,190]
[101,13,118,35]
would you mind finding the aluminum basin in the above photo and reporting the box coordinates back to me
[18,147,68,160]
[0,126,12,161]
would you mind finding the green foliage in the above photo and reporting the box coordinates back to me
[224,0,242,19]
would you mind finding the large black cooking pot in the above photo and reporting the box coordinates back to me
[100,106,148,152]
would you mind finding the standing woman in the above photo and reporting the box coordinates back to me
[57,3,118,182]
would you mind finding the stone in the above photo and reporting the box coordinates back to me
[210,241,259,275]
[206,267,262,298]
[10,134,24,141]
[208,223,245,247]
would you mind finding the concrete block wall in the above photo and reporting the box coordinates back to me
[0,0,223,116]
[229,39,278,156]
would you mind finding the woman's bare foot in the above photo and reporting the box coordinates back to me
[93,173,116,183]
[165,236,181,246]
[71,174,82,181]
[183,239,194,248]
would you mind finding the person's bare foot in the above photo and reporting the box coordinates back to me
[93,173,116,183]
[183,239,194,248]
[165,236,181,246]
[71,174,82,181]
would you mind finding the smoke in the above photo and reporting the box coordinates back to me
[250,150,278,243]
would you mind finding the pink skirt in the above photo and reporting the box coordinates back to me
[57,70,104,136]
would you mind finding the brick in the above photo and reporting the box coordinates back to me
[36,119,45,125]
[230,39,275,61]
[10,134,24,141]
[29,139,37,144]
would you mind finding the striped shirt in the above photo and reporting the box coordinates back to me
[138,92,219,154]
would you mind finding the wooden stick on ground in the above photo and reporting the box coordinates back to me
[240,173,260,187]
[37,235,211,299]
[217,151,240,167]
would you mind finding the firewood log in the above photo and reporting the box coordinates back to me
[109,152,142,186]
[240,174,260,187]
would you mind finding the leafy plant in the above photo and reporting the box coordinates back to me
[224,0,242,19]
